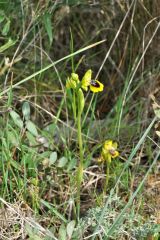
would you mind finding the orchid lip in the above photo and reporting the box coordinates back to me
[90,80,100,88]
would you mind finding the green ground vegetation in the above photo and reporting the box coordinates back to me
[0,1,160,239]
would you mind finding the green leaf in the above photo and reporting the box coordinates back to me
[57,157,68,168]
[22,102,30,121]
[49,151,57,165]
[67,157,77,171]
[39,151,51,158]
[40,199,67,223]
[66,220,76,239]
[2,20,10,36]
[154,109,160,119]
[25,224,43,240]
[29,236,43,240]
[10,160,22,171]
[10,110,23,129]
[43,13,53,45]
[0,15,5,23]
[26,120,38,137]
[58,224,67,240]
[26,131,37,145]
[8,131,19,146]
[0,38,16,53]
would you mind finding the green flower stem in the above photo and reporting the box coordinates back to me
[76,91,84,219]
[104,162,110,193]
[72,91,77,121]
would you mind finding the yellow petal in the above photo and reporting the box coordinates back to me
[104,140,113,150]
[81,85,88,91]
[81,69,92,90]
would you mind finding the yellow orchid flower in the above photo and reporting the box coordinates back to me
[81,69,104,93]
[99,140,119,163]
